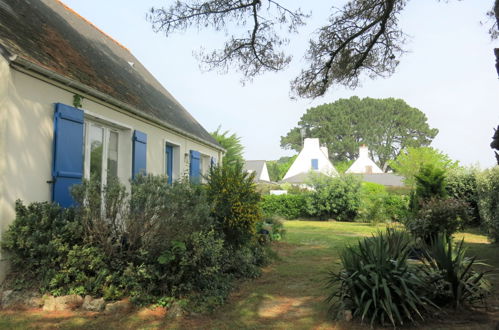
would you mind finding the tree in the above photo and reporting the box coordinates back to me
[491,125,499,164]
[266,155,297,182]
[390,146,458,187]
[147,0,499,98]
[280,96,438,170]
[211,126,244,167]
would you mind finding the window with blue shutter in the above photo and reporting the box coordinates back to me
[189,150,201,183]
[210,156,217,168]
[311,159,319,170]
[165,145,173,184]
[52,103,84,207]
[132,130,147,178]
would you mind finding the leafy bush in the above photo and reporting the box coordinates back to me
[476,167,499,242]
[419,235,490,308]
[257,216,286,243]
[356,182,409,223]
[207,163,262,246]
[446,167,481,226]
[260,194,308,219]
[327,229,434,326]
[305,174,361,221]
[405,197,469,243]
[410,164,447,212]
[1,201,84,291]
[4,172,269,312]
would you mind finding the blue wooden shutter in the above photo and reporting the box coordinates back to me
[52,103,84,207]
[311,159,319,170]
[132,130,147,178]
[165,145,173,184]
[189,150,201,183]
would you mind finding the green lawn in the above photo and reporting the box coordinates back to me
[0,220,498,329]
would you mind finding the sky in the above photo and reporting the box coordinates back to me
[62,0,499,168]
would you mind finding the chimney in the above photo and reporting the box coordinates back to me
[304,138,320,149]
[359,144,369,158]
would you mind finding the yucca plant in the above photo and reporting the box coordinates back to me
[419,234,491,309]
[327,229,436,327]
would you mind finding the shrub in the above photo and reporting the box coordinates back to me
[1,201,83,291]
[305,174,361,221]
[405,197,469,243]
[446,167,481,226]
[419,235,490,308]
[410,164,447,212]
[256,216,286,243]
[327,229,434,326]
[207,163,262,246]
[356,182,409,223]
[476,167,499,242]
[260,194,308,219]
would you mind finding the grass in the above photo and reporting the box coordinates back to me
[0,221,498,329]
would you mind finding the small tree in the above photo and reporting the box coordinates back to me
[206,162,261,246]
[211,126,244,167]
[390,147,458,188]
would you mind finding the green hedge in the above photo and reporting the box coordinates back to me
[260,194,308,219]
[476,166,499,242]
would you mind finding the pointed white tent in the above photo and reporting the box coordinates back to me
[346,145,383,174]
[282,138,338,182]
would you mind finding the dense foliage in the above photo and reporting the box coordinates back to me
[266,155,297,182]
[280,97,437,169]
[3,169,270,312]
[446,167,481,226]
[260,194,308,220]
[357,182,409,224]
[210,126,244,167]
[206,162,261,247]
[328,229,490,326]
[390,147,458,187]
[305,174,361,221]
[419,235,491,309]
[476,166,499,242]
[406,197,468,243]
[327,229,434,327]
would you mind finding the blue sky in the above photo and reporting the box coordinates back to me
[63,0,499,168]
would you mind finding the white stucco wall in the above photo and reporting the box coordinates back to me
[346,145,383,174]
[260,163,270,182]
[283,138,338,180]
[0,64,222,281]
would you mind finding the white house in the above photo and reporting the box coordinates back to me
[281,138,337,183]
[0,0,224,280]
[244,160,271,182]
[346,145,383,174]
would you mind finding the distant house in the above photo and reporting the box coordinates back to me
[346,145,383,174]
[244,160,271,182]
[0,0,224,280]
[346,145,404,187]
[281,138,337,184]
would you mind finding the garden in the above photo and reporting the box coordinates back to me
[0,163,498,329]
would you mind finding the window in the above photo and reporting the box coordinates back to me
[84,121,121,188]
[311,159,319,170]
[165,144,173,184]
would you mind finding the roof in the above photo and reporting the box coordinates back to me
[243,160,269,182]
[0,0,221,149]
[360,173,405,187]
[280,171,330,184]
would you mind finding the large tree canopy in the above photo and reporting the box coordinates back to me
[389,146,458,187]
[280,96,438,170]
[148,0,499,98]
